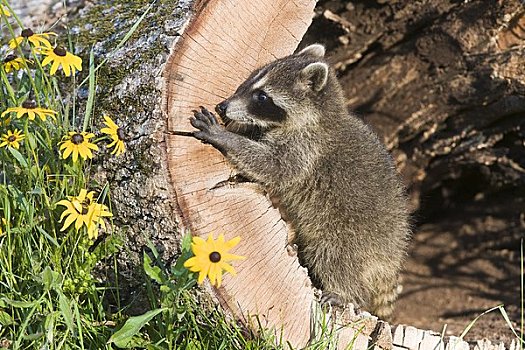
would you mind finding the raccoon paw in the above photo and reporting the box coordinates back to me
[190,106,224,144]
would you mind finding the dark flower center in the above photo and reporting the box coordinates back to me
[7,136,16,142]
[117,128,125,141]
[71,133,84,145]
[4,54,16,63]
[21,28,34,38]
[209,251,221,263]
[53,46,67,57]
[22,100,37,109]
[81,199,91,215]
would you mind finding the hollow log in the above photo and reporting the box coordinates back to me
[302,0,524,342]
[13,0,523,348]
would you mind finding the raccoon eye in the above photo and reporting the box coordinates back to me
[253,90,268,102]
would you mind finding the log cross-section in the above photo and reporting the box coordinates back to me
[163,0,317,346]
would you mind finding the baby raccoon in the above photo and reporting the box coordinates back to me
[190,44,410,319]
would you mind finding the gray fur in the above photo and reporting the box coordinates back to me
[190,44,410,319]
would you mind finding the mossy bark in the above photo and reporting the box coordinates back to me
[68,0,195,311]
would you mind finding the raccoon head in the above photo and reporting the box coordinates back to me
[215,44,332,137]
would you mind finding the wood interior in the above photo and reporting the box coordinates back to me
[163,0,317,346]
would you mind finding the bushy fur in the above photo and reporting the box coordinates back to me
[190,44,410,319]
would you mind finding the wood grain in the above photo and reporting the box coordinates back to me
[163,0,316,346]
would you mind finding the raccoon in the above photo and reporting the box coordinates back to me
[189,44,410,319]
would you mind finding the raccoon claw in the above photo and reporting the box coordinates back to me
[190,107,225,146]
[198,106,217,122]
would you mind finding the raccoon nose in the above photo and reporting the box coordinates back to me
[215,101,229,117]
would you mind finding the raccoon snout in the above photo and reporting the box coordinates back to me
[215,101,229,117]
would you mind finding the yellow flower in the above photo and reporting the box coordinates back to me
[0,129,25,149]
[9,28,55,49]
[59,131,98,162]
[1,100,57,121]
[57,189,113,239]
[3,54,28,73]
[0,218,7,236]
[183,234,245,287]
[86,202,113,239]
[0,5,10,17]
[41,46,82,76]
[59,132,98,162]
[101,115,126,156]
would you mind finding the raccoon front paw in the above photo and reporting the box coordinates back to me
[190,106,225,145]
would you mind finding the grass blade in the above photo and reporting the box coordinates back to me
[108,308,167,348]
[459,305,502,340]
[82,49,96,132]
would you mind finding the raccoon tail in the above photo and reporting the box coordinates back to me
[370,281,402,321]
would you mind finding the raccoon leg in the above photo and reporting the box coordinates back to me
[190,107,308,185]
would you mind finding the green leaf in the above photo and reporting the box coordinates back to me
[8,147,28,168]
[58,292,76,335]
[2,298,38,308]
[181,231,193,253]
[108,308,167,348]
[172,233,195,279]
[0,310,15,326]
[143,252,164,284]
[41,266,61,291]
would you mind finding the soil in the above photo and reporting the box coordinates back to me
[392,203,523,345]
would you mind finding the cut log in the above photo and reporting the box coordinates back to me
[163,0,318,347]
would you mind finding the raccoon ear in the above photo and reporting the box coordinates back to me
[297,44,325,58]
[300,62,329,92]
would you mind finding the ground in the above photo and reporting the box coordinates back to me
[393,207,522,345]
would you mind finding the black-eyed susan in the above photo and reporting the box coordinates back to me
[0,129,25,149]
[57,189,113,239]
[9,28,55,50]
[0,5,10,17]
[59,131,98,162]
[86,202,113,239]
[183,234,245,287]
[3,54,27,73]
[1,100,57,121]
[101,115,126,156]
[41,46,82,77]
[0,218,6,236]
